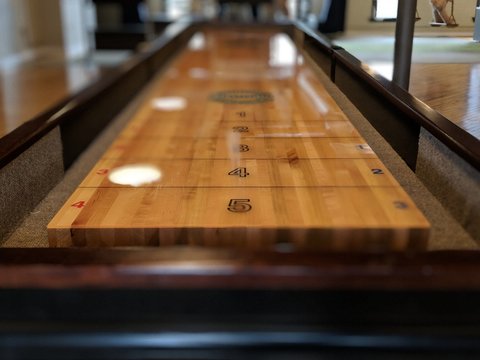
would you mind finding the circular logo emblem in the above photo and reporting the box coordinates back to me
[209,90,273,104]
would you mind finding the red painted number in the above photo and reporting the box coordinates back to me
[96,168,109,175]
[71,201,86,209]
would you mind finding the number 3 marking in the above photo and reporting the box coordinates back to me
[96,169,109,175]
[393,201,409,210]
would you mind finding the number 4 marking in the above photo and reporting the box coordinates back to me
[228,167,249,178]
[71,201,86,209]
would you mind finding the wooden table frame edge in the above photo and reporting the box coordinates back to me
[2,248,480,290]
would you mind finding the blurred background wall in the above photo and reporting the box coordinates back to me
[0,0,477,62]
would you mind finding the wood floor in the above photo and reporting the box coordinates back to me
[334,34,480,140]
[47,28,430,250]
[0,52,104,138]
[410,63,480,138]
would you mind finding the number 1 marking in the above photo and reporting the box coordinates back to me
[356,144,372,152]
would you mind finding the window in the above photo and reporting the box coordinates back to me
[371,0,398,21]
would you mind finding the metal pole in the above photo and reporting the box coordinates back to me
[475,6,480,42]
[392,0,417,90]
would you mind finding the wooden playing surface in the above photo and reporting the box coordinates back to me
[48,28,430,250]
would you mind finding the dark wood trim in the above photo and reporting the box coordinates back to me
[294,21,339,77]
[0,20,193,171]
[294,21,336,50]
[332,49,480,171]
[2,248,480,290]
[333,49,421,169]
[0,101,68,170]
[95,28,146,50]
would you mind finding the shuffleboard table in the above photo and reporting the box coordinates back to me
[2,21,480,358]
[47,28,430,250]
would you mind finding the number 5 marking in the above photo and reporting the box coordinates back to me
[228,199,252,212]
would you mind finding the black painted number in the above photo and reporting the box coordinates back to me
[393,201,409,210]
[237,111,246,118]
[232,126,249,133]
[356,144,371,151]
[239,144,250,152]
[228,167,249,178]
[371,168,384,175]
[228,199,252,212]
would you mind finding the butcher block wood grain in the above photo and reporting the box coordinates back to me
[102,137,377,161]
[48,27,430,250]
[79,159,401,188]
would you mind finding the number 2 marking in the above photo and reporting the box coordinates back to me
[371,168,384,175]
[232,126,249,133]
[228,167,249,178]
[227,199,252,212]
